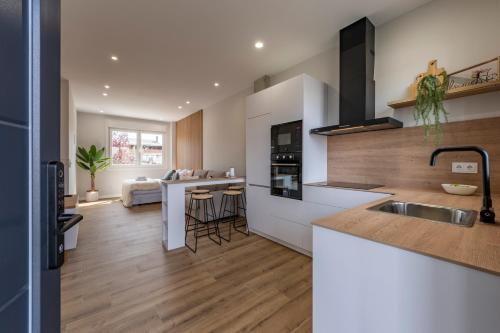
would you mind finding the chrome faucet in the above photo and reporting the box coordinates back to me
[430,146,495,224]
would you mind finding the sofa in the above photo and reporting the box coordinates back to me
[121,169,227,207]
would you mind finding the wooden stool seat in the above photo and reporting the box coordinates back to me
[191,194,213,200]
[191,189,210,194]
[228,185,244,191]
[223,190,242,196]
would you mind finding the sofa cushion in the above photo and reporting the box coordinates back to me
[206,170,226,179]
[179,175,200,181]
[162,169,175,180]
[193,169,209,178]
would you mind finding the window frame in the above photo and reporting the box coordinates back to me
[108,127,166,169]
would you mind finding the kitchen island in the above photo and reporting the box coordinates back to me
[312,187,500,333]
[161,177,245,250]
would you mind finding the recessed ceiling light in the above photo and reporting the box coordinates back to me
[102,92,108,97]
[104,84,110,89]
[110,55,119,61]
[254,41,264,49]
[99,110,104,113]
[178,105,183,109]
[214,82,220,87]
[186,100,191,104]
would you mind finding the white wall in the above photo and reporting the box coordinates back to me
[202,88,251,176]
[202,0,500,173]
[60,78,77,194]
[375,0,500,125]
[76,112,172,198]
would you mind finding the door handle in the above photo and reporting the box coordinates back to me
[59,214,83,234]
[271,163,299,166]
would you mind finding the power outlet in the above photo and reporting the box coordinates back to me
[452,162,478,174]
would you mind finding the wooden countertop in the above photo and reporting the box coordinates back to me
[161,177,245,185]
[312,187,500,276]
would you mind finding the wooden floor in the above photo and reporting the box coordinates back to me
[61,199,312,332]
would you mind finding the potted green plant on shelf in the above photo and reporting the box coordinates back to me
[76,145,111,202]
[414,71,449,144]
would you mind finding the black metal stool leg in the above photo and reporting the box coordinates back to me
[219,194,231,242]
[185,199,199,253]
[207,198,221,245]
[185,196,194,232]
[210,198,220,237]
[234,193,249,236]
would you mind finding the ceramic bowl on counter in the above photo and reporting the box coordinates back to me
[441,184,478,196]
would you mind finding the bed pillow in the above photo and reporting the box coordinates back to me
[162,169,175,180]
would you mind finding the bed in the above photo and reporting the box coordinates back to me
[121,178,162,207]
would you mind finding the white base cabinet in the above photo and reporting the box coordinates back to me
[247,184,390,254]
[313,226,500,333]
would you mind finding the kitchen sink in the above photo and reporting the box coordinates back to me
[367,200,477,227]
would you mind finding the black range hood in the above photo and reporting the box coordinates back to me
[311,17,402,136]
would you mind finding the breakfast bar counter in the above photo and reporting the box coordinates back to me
[161,177,245,250]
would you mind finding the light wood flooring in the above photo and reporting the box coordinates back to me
[61,199,312,332]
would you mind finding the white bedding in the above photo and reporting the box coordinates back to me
[121,178,161,207]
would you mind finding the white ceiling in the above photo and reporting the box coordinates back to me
[61,0,431,122]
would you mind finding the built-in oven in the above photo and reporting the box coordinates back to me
[271,120,302,200]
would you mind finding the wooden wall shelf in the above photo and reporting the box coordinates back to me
[388,79,500,109]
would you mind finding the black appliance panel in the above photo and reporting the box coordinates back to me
[271,120,302,154]
[271,153,302,200]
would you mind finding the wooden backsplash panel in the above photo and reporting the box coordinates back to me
[327,117,500,193]
[176,110,203,170]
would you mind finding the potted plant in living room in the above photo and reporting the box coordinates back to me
[76,145,111,202]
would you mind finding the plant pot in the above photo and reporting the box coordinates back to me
[85,190,99,202]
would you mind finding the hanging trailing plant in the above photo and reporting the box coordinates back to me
[414,71,449,144]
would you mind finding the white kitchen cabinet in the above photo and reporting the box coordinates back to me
[247,182,391,255]
[245,113,271,187]
[313,226,500,333]
[269,194,344,227]
[303,185,390,209]
[270,76,303,125]
[246,87,272,119]
[246,185,271,234]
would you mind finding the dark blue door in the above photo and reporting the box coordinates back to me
[0,0,61,332]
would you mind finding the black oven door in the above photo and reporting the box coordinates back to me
[270,163,302,200]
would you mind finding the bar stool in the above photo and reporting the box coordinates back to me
[185,189,210,231]
[228,185,246,206]
[185,193,221,253]
[218,190,249,242]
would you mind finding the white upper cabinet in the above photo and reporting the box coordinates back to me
[270,76,303,125]
[245,113,271,186]
[246,87,272,119]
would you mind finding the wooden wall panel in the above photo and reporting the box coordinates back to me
[327,117,500,194]
[176,110,203,170]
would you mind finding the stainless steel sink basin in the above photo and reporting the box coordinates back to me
[367,200,477,227]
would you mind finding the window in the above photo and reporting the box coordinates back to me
[110,128,164,167]
[111,130,137,165]
[140,132,163,166]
